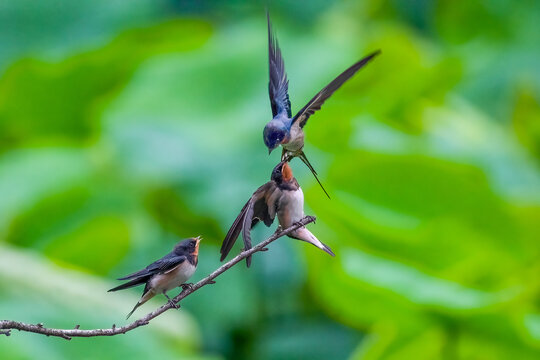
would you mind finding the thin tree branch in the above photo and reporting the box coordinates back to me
[0,216,316,340]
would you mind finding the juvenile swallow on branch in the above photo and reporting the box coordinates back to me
[263,13,380,198]
[220,161,334,267]
[108,237,201,319]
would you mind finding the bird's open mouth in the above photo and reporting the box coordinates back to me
[282,162,293,182]
[194,236,202,255]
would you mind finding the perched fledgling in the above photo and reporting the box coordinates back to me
[220,161,334,267]
[108,237,201,319]
[263,12,380,198]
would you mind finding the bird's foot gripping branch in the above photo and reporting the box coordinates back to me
[0,216,315,340]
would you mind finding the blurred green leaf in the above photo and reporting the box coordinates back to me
[0,19,212,149]
[513,88,540,161]
[0,148,92,234]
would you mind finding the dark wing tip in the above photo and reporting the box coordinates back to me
[107,285,123,292]
[267,10,275,49]
[220,200,250,262]
[292,48,381,128]
[116,268,148,281]
[362,49,382,63]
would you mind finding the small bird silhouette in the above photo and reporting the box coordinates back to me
[220,161,334,267]
[263,13,380,198]
[108,237,201,319]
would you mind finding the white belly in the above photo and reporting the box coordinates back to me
[277,188,305,227]
[149,261,196,294]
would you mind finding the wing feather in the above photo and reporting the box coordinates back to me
[267,12,291,118]
[109,254,186,292]
[292,50,380,128]
[220,182,277,267]
[220,200,250,262]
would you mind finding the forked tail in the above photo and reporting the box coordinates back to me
[126,302,142,320]
[292,227,335,257]
[297,151,331,199]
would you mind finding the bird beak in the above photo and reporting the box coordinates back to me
[268,148,273,155]
[194,236,202,256]
[282,162,293,181]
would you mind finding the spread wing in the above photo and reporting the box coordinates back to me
[220,181,278,267]
[267,12,291,118]
[108,253,186,292]
[292,50,380,128]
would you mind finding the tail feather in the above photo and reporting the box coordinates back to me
[298,151,330,199]
[125,286,155,320]
[292,227,335,257]
[126,302,141,320]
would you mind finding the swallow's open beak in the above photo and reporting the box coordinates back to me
[194,236,202,256]
[282,162,293,181]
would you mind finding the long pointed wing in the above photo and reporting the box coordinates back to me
[241,183,279,266]
[220,182,277,267]
[292,50,380,128]
[108,254,187,292]
[267,12,291,118]
[220,200,250,262]
[114,253,187,282]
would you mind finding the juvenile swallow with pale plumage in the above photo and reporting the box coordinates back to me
[108,237,201,319]
[263,13,380,198]
[220,161,334,267]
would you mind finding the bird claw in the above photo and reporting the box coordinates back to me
[164,293,180,309]
[168,299,180,309]
[274,225,283,233]
[305,215,316,224]
[181,283,194,291]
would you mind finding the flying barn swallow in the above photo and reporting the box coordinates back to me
[220,161,334,267]
[263,13,381,198]
[108,237,201,319]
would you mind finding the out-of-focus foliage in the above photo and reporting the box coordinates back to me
[0,0,539,359]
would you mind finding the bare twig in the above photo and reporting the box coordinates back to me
[0,216,316,340]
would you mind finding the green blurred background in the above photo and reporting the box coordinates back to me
[1,0,539,359]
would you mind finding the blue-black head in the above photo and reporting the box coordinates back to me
[263,121,288,154]
[174,236,201,255]
[271,161,293,184]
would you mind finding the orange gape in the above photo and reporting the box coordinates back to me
[193,238,200,257]
[282,162,293,182]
